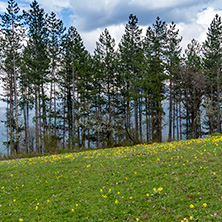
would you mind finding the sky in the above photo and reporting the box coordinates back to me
[0,0,222,53]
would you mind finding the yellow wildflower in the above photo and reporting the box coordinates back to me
[203,203,207,207]
[158,187,163,192]
[189,204,194,208]
[153,188,157,193]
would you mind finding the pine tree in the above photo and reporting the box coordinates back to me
[59,26,90,149]
[23,0,50,153]
[0,0,24,154]
[93,28,117,147]
[203,14,222,134]
[118,14,143,144]
[166,22,182,141]
[46,12,66,146]
[182,39,205,139]
[144,16,167,142]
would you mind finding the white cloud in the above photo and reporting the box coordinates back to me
[0,1,8,12]
[22,0,71,12]
[177,7,222,51]
[81,23,125,53]
[128,0,196,10]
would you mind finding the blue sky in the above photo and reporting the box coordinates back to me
[0,0,222,53]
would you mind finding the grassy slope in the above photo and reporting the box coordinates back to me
[0,136,222,222]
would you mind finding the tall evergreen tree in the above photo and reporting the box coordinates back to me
[144,16,167,142]
[93,28,117,147]
[23,0,50,153]
[46,12,65,143]
[203,14,222,134]
[182,39,205,139]
[166,22,182,141]
[59,26,90,149]
[0,0,24,154]
[118,14,143,144]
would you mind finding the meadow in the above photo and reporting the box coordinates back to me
[0,135,222,221]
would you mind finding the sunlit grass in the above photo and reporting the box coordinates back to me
[0,135,222,221]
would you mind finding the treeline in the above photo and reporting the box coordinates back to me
[0,0,222,156]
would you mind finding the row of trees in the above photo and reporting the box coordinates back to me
[0,0,221,156]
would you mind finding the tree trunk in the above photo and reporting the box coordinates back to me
[168,78,173,141]
[38,90,42,153]
[108,88,113,147]
[134,98,139,142]
[216,66,221,132]
[9,75,14,156]
[176,100,179,140]
[72,66,75,149]
[35,87,39,153]
[54,80,57,137]
[48,73,53,133]
[139,97,142,143]
[179,96,182,140]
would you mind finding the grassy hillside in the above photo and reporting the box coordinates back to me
[0,136,222,222]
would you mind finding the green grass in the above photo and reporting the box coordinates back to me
[0,135,222,222]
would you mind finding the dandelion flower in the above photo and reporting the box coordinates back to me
[136,218,140,221]
[115,199,119,204]
[189,204,194,208]
[129,196,133,200]
[13,199,16,202]
[35,206,38,210]
[146,193,149,197]
[190,216,193,220]
[47,199,50,203]
[158,187,163,192]
[71,209,74,212]
[19,219,23,222]
[203,203,207,207]
[153,188,157,193]
[76,204,78,207]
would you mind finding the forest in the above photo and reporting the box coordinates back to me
[0,0,222,156]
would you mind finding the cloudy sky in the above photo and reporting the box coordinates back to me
[1,0,222,53]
